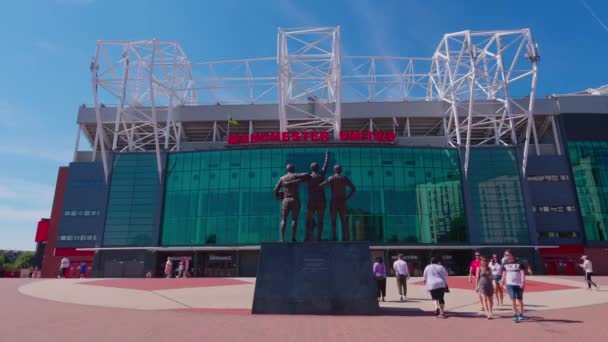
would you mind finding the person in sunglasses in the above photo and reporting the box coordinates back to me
[500,249,526,322]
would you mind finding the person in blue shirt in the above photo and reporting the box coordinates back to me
[79,262,87,279]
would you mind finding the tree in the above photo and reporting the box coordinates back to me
[5,252,35,269]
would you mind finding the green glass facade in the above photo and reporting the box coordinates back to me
[468,148,529,244]
[161,147,467,246]
[103,154,160,246]
[568,141,608,241]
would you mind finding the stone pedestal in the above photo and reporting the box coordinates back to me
[252,241,379,315]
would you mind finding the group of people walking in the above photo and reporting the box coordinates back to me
[372,250,536,320]
[164,257,190,278]
[468,249,527,320]
[372,254,411,302]
[373,255,450,318]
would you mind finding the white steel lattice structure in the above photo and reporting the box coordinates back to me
[277,27,342,134]
[88,27,543,181]
[429,29,540,174]
[91,40,196,181]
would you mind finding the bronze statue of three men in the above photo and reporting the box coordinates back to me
[274,151,356,242]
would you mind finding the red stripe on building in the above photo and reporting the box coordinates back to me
[35,219,50,243]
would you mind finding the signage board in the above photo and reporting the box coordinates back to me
[228,130,396,145]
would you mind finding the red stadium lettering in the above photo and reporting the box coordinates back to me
[228,130,393,144]
[228,134,239,144]
[248,133,257,143]
[270,132,280,142]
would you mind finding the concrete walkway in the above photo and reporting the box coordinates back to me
[4,277,608,341]
[18,276,608,314]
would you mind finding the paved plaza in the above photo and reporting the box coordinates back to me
[1,275,606,341]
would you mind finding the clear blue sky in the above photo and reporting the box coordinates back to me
[0,0,607,250]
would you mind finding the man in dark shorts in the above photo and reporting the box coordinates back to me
[500,249,526,322]
[319,165,356,241]
[274,164,308,242]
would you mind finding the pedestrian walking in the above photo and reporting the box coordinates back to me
[177,261,184,278]
[373,257,387,302]
[58,257,70,278]
[33,266,41,278]
[468,251,483,310]
[164,258,173,278]
[393,254,410,301]
[476,257,495,319]
[580,255,599,290]
[423,257,449,318]
[79,262,87,279]
[501,249,526,322]
[182,257,190,278]
[489,254,504,305]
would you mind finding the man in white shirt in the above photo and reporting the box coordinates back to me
[393,254,410,301]
[580,255,599,290]
[59,257,70,278]
[500,249,526,322]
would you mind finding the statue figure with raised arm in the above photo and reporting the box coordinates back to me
[303,151,330,241]
[319,164,356,241]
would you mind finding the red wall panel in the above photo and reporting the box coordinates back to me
[34,219,50,243]
[41,167,69,278]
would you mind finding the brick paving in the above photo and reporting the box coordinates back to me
[4,277,608,341]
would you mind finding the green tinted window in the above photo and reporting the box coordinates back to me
[468,148,529,244]
[568,141,608,241]
[103,154,159,246]
[161,147,467,246]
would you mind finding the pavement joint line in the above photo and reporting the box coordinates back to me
[152,290,193,309]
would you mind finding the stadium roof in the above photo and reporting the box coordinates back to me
[78,27,607,181]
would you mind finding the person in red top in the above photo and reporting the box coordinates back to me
[468,251,483,311]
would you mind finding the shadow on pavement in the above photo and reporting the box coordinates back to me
[517,316,583,324]
[521,304,548,308]
[384,299,422,303]
[379,307,430,317]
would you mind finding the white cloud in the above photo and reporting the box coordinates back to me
[36,40,61,53]
[0,101,20,127]
[0,207,49,222]
[0,144,72,163]
[0,177,55,205]
[580,0,608,33]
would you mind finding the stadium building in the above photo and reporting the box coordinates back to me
[37,27,608,278]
